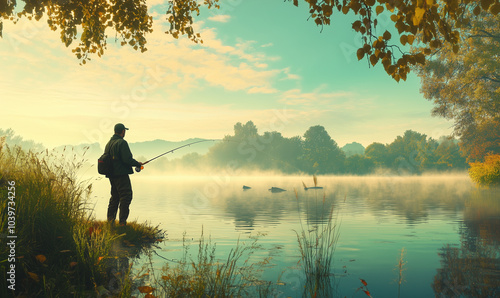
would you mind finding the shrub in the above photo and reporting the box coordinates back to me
[469,154,500,186]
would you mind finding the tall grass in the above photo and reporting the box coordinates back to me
[0,143,93,295]
[294,176,341,297]
[0,141,163,296]
[147,229,275,297]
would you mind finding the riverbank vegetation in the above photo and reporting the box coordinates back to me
[0,141,164,296]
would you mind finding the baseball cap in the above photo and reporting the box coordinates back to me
[114,123,129,133]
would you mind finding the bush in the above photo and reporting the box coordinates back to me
[469,154,500,187]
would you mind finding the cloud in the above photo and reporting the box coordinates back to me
[279,88,354,106]
[247,86,278,94]
[208,14,231,23]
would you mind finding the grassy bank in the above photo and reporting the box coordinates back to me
[0,142,164,296]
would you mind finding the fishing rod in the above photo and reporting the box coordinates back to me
[135,139,220,172]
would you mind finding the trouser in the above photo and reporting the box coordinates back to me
[107,175,133,224]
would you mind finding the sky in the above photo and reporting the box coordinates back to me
[0,0,454,149]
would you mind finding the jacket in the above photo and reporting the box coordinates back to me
[104,134,141,177]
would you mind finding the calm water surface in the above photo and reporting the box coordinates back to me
[90,174,500,297]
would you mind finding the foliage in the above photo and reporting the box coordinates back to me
[345,154,375,174]
[153,122,467,175]
[468,153,500,186]
[290,0,500,80]
[459,118,500,162]
[2,0,499,79]
[365,142,390,167]
[302,125,345,174]
[0,0,153,64]
[415,12,499,131]
[414,11,499,165]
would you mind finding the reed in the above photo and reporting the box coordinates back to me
[294,177,341,297]
[0,142,163,296]
[396,248,406,298]
[149,229,275,297]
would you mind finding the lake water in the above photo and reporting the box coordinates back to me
[89,173,500,297]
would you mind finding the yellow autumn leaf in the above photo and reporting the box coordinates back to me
[36,254,46,264]
[28,272,39,282]
[413,7,426,25]
[376,5,384,15]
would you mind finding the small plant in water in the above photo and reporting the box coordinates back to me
[396,247,406,298]
[147,228,275,297]
[294,176,341,297]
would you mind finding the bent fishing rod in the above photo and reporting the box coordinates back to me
[135,139,219,172]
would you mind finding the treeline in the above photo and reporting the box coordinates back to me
[154,121,467,175]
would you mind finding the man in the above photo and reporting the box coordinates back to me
[104,123,143,226]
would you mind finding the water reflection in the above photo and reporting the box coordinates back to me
[433,190,500,297]
[89,174,500,297]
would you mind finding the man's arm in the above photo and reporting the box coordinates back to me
[119,140,142,167]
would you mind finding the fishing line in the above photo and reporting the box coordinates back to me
[135,139,221,172]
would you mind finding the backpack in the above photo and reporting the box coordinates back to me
[97,152,113,175]
[98,140,119,176]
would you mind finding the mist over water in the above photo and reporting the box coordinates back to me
[89,173,499,297]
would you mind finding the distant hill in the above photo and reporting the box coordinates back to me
[341,142,365,157]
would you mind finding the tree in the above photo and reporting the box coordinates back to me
[2,1,499,79]
[415,12,499,145]
[434,137,467,170]
[386,130,427,172]
[365,142,389,167]
[345,154,375,174]
[302,125,345,174]
[459,119,500,162]
[414,12,499,183]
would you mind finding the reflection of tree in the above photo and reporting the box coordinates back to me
[301,192,336,226]
[433,200,500,297]
[226,196,257,231]
[223,193,287,231]
[432,243,499,297]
